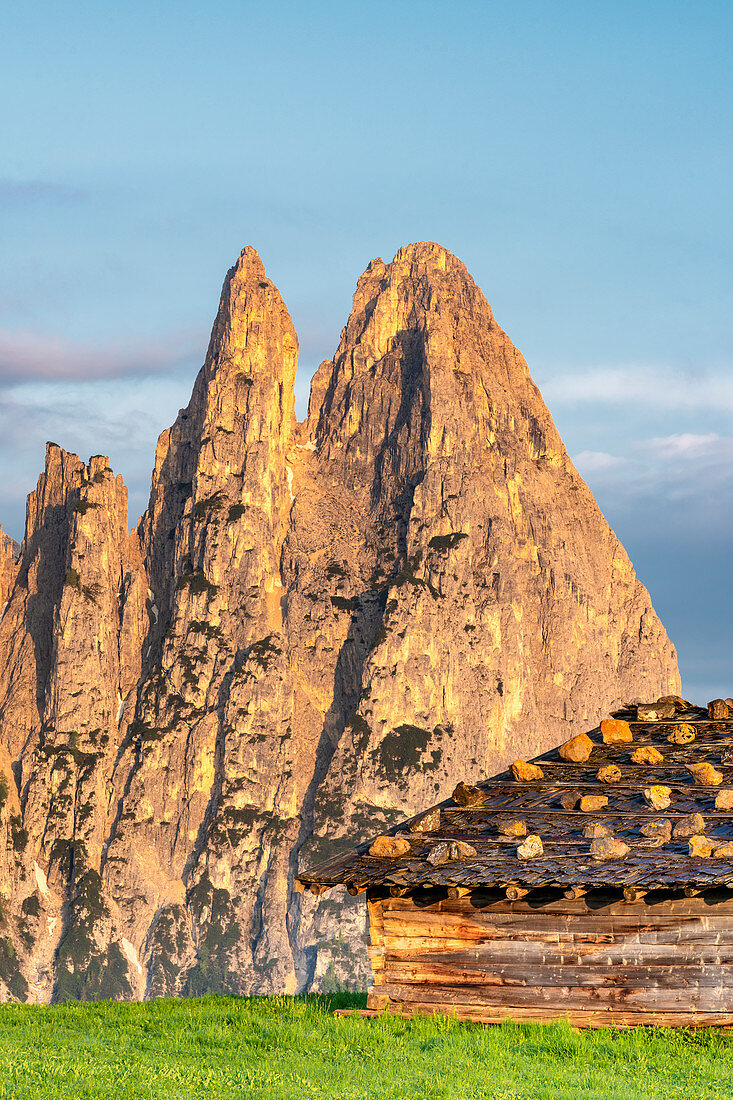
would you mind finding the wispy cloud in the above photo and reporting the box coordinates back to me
[541,365,733,412]
[0,371,195,537]
[0,328,204,384]
[573,432,733,521]
[572,450,628,472]
[642,433,724,459]
[0,179,85,203]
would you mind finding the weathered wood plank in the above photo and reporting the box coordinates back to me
[381,924,733,951]
[382,911,733,938]
[368,898,385,946]
[383,959,733,989]
[378,979,733,1013]
[366,875,733,1025]
[381,911,733,940]
[382,939,733,964]
[363,1000,733,1028]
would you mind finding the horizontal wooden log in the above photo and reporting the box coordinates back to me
[382,911,713,935]
[359,1001,733,1029]
[379,928,731,955]
[388,933,733,965]
[378,915,721,941]
[381,926,733,953]
[377,979,733,1013]
[382,958,733,989]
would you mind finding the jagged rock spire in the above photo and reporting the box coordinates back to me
[0,445,147,1000]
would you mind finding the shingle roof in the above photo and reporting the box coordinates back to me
[297,698,733,897]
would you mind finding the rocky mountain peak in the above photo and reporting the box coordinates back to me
[139,247,298,641]
[203,245,297,389]
[0,244,679,1003]
[313,240,557,467]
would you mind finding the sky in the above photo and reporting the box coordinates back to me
[1,0,732,702]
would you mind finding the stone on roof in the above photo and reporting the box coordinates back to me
[298,697,733,896]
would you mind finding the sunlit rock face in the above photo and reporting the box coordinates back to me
[0,527,19,612]
[0,445,148,1001]
[0,244,679,1001]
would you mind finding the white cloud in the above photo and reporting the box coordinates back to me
[540,365,733,412]
[0,327,204,384]
[643,433,725,459]
[0,372,195,538]
[572,429,733,528]
[573,450,627,472]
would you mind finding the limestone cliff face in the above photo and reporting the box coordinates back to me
[0,244,680,1000]
[290,244,679,984]
[0,526,19,611]
[307,243,673,813]
[0,446,147,1000]
[104,248,302,996]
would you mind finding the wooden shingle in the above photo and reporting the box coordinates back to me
[298,699,733,897]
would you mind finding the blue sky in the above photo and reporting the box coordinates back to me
[1,1,731,701]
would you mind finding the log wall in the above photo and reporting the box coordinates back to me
[366,892,733,1026]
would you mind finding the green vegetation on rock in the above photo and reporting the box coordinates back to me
[176,571,219,598]
[374,723,433,779]
[0,937,28,1001]
[193,491,225,519]
[185,877,242,996]
[72,499,100,515]
[246,634,282,672]
[53,870,134,1004]
[428,532,468,551]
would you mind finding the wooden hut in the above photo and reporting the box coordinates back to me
[297,697,733,1026]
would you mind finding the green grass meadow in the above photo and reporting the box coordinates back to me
[0,993,732,1100]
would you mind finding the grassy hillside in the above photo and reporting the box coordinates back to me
[0,994,732,1099]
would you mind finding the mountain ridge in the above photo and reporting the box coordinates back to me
[0,242,679,1001]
